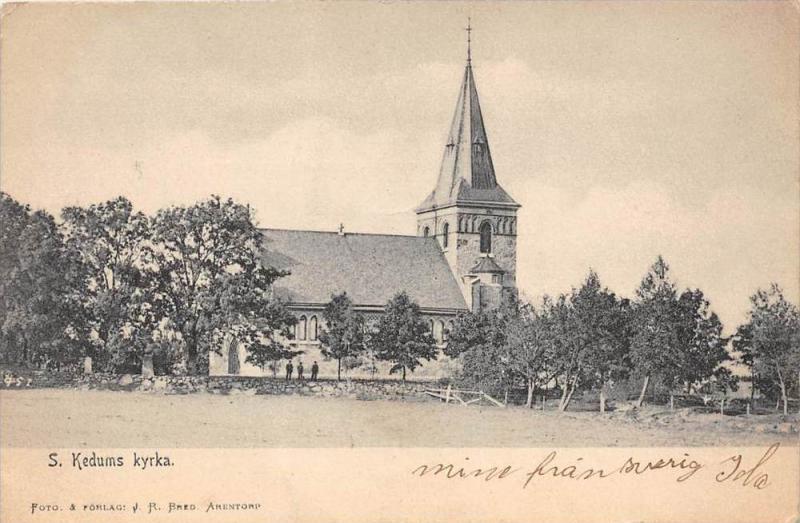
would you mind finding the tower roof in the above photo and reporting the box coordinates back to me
[417,38,519,212]
[470,256,505,274]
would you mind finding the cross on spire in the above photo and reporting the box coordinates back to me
[466,17,472,64]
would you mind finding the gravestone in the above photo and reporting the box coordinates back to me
[83,356,93,374]
[142,353,155,379]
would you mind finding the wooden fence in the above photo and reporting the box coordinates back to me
[424,384,505,408]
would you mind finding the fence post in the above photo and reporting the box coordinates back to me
[720,397,725,417]
[445,384,452,404]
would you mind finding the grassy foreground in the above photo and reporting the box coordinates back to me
[1,389,797,448]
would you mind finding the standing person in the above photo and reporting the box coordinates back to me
[285,360,293,381]
[297,361,305,381]
[311,361,319,381]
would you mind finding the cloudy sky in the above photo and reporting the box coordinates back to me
[2,2,798,331]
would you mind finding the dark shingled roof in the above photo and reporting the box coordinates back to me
[470,256,505,274]
[260,229,468,311]
[417,62,519,212]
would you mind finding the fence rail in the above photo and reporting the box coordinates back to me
[424,385,505,408]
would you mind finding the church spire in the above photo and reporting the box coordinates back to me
[417,22,519,212]
[466,17,472,65]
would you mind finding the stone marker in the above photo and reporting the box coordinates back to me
[142,353,155,379]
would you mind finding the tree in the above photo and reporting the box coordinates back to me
[149,195,293,374]
[0,193,84,368]
[445,307,510,395]
[371,292,437,381]
[546,293,584,412]
[241,302,298,375]
[630,256,683,407]
[61,197,151,372]
[734,285,800,415]
[673,289,729,394]
[318,292,366,380]
[505,298,556,409]
[560,271,630,412]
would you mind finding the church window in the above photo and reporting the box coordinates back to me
[309,316,318,341]
[298,316,307,341]
[492,274,503,284]
[423,226,430,237]
[227,339,240,375]
[480,222,492,253]
[429,319,434,334]
[442,222,449,248]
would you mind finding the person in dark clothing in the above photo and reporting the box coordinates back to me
[311,361,319,381]
[297,361,305,381]
[285,361,293,381]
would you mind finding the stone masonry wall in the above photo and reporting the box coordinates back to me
[1,367,441,400]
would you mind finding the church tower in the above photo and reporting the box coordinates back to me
[416,23,521,313]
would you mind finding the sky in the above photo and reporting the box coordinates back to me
[1,2,798,332]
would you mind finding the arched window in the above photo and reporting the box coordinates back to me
[298,316,307,341]
[423,226,430,237]
[480,221,492,253]
[429,319,434,334]
[445,321,454,342]
[227,339,240,375]
[442,222,449,248]
[309,316,318,341]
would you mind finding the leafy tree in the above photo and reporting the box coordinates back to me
[1,193,42,363]
[734,285,800,414]
[545,294,584,411]
[318,292,366,380]
[149,195,293,374]
[1,194,85,368]
[371,292,437,381]
[559,271,630,412]
[240,313,299,375]
[445,295,544,403]
[212,262,298,376]
[505,298,556,408]
[673,289,729,394]
[61,197,150,372]
[630,256,683,406]
[445,307,509,394]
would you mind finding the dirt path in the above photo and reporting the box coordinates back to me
[1,389,796,447]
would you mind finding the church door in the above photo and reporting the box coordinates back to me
[227,340,240,375]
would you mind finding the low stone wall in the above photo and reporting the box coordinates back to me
[208,376,435,400]
[1,367,440,400]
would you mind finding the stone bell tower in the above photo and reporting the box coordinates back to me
[415,23,520,313]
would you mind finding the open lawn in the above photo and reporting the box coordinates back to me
[1,389,797,447]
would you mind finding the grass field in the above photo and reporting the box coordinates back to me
[1,389,797,447]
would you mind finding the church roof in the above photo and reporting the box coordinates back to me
[259,228,468,312]
[470,256,505,274]
[417,60,520,212]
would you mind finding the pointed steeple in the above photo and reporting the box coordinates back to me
[417,25,519,212]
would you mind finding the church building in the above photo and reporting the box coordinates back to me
[210,34,520,378]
